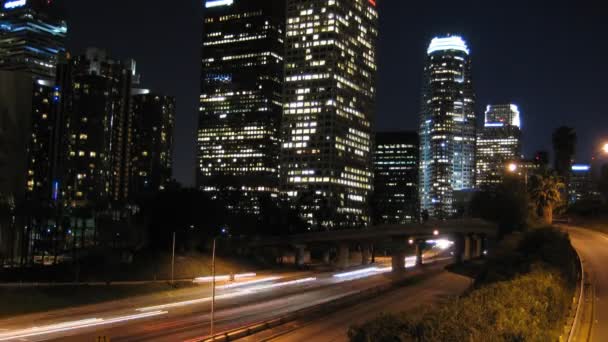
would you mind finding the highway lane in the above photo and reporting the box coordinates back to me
[0,264,408,341]
[0,251,451,341]
[565,226,608,342]
[53,264,437,342]
[240,271,471,342]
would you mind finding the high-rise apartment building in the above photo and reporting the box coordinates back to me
[0,0,67,78]
[281,0,378,229]
[0,70,55,201]
[197,0,285,214]
[130,90,175,198]
[419,35,476,219]
[55,49,138,207]
[476,104,522,187]
[372,132,419,225]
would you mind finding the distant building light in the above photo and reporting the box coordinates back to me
[572,165,591,172]
[4,0,26,9]
[484,123,504,128]
[205,0,233,8]
[427,36,470,55]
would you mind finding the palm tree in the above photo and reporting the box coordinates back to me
[529,174,565,224]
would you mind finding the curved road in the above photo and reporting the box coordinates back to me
[565,226,608,341]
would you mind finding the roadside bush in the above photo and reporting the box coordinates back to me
[349,228,578,342]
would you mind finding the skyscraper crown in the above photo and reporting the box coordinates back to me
[427,35,470,55]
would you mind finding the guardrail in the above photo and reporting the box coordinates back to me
[566,230,585,342]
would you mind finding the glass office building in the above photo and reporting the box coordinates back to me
[476,104,522,187]
[0,0,67,78]
[419,35,476,219]
[281,0,378,229]
[197,0,285,214]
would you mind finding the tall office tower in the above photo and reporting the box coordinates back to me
[372,132,419,225]
[0,71,55,202]
[197,0,285,214]
[419,35,476,219]
[476,104,522,188]
[281,0,378,230]
[130,90,175,198]
[55,49,138,207]
[0,0,67,78]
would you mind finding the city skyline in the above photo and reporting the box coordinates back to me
[60,0,608,186]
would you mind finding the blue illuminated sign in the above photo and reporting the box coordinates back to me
[3,0,26,10]
[205,0,233,8]
[572,165,591,172]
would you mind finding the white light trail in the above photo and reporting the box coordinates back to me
[0,311,167,341]
[216,276,281,290]
[137,276,313,312]
[193,272,257,283]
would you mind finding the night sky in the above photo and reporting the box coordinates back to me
[63,0,607,186]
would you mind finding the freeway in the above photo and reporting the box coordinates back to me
[0,255,450,342]
[565,226,608,341]
[240,271,471,342]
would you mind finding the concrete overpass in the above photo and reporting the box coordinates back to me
[245,219,497,272]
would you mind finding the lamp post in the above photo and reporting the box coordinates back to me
[210,237,216,340]
[171,231,176,286]
[507,162,528,187]
[210,227,227,341]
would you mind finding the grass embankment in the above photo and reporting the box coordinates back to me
[0,283,189,318]
[0,252,260,283]
[349,228,579,342]
[0,253,261,318]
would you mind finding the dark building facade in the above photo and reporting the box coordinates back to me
[569,164,598,204]
[419,35,476,219]
[130,90,175,198]
[54,48,138,207]
[281,0,379,229]
[0,0,67,78]
[372,132,419,225]
[197,0,285,214]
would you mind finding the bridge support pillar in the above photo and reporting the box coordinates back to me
[322,250,331,265]
[474,236,483,259]
[362,246,371,265]
[391,237,408,272]
[415,242,423,267]
[295,245,307,267]
[463,235,472,261]
[392,250,406,272]
[336,243,350,269]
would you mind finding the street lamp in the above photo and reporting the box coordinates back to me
[210,227,228,340]
[506,162,528,187]
[603,143,608,155]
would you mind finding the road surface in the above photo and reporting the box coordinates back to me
[564,225,608,342]
[240,271,471,342]
[0,257,450,342]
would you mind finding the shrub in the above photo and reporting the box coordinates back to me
[349,228,578,342]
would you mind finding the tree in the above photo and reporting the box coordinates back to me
[470,177,529,236]
[529,173,564,224]
[552,126,577,179]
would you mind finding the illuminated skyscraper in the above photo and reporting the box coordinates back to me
[281,0,378,229]
[0,0,67,78]
[419,35,476,219]
[197,0,285,214]
[372,132,419,224]
[476,104,522,187]
[130,91,175,198]
[55,48,138,207]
